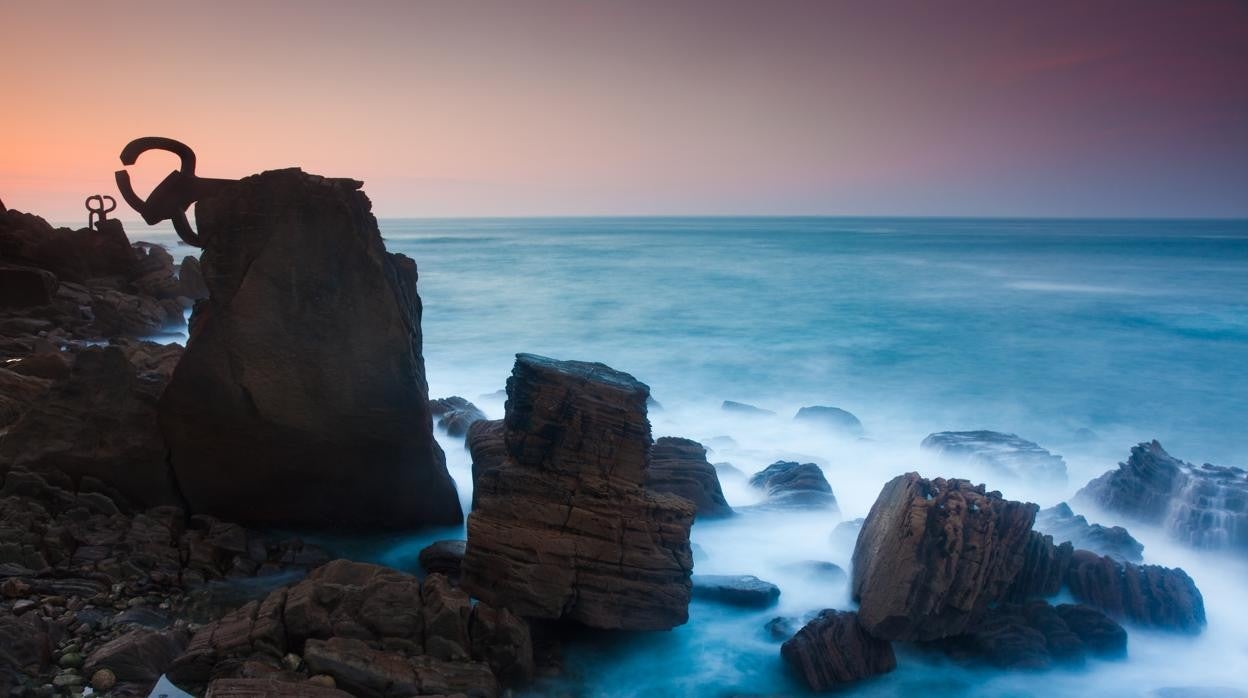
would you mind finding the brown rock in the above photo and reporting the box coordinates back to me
[781,610,895,690]
[646,436,733,518]
[747,461,839,510]
[302,638,420,697]
[1064,549,1206,632]
[418,540,466,582]
[1004,531,1073,602]
[0,209,137,283]
[468,603,534,686]
[158,169,461,529]
[4,352,69,380]
[461,354,694,631]
[178,255,209,300]
[84,627,189,683]
[430,396,487,437]
[0,263,58,309]
[851,473,1037,641]
[466,419,506,508]
[205,677,352,698]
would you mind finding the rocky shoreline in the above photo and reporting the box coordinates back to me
[1,175,1231,697]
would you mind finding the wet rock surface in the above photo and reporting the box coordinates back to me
[1077,441,1248,556]
[417,540,466,583]
[430,396,487,438]
[1064,549,1206,632]
[793,405,864,436]
[1035,502,1143,563]
[747,461,839,511]
[851,473,1038,641]
[461,353,694,631]
[645,436,733,518]
[936,600,1126,669]
[921,430,1067,482]
[781,610,896,689]
[690,575,780,608]
[158,169,461,530]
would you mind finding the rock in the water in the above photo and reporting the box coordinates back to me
[430,396,487,437]
[84,627,189,683]
[781,610,896,690]
[830,518,864,549]
[646,436,732,518]
[921,430,1067,482]
[851,473,1037,641]
[794,405,864,436]
[1036,502,1143,562]
[721,400,775,417]
[0,344,183,507]
[461,354,694,631]
[157,169,461,529]
[747,461,838,511]
[418,540,466,582]
[778,560,847,585]
[1064,549,1206,632]
[691,575,780,608]
[178,255,209,300]
[937,600,1125,669]
[1004,530,1073,602]
[1076,441,1248,556]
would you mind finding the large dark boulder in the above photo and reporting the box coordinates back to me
[0,209,137,283]
[1076,441,1247,556]
[1035,502,1143,563]
[747,461,839,511]
[0,263,58,309]
[430,396,487,437]
[1064,549,1206,633]
[461,354,694,631]
[157,169,460,529]
[921,430,1067,482]
[646,436,732,518]
[781,610,895,690]
[794,405,864,436]
[937,600,1125,669]
[851,473,1037,641]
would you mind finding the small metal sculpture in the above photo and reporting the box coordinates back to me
[114,137,234,247]
[85,194,116,230]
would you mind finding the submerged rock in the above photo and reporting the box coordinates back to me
[747,461,839,511]
[851,473,1037,642]
[781,610,895,689]
[778,560,847,585]
[1076,441,1248,556]
[1035,502,1143,563]
[721,400,775,417]
[461,354,694,631]
[794,405,864,436]
[921,430,1067,482]
[646,436,733,518]
[691,575,780,608]
[158,169,461,529]
[936,600,1125,669]
[430,396,487,437]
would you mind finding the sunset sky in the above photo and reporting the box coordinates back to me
[2,0,1246,221]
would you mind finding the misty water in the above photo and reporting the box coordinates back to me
[139,216,1248,696]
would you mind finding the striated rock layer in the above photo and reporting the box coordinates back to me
[781,610,895,689]
[851,473,1038,641]
[461,354,694,631]
[158,169,460,529]
[646,436,732,518]
[922,430,1067,482]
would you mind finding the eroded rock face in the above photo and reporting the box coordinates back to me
[921,430,1067,482]
[1035,502,1143,563]
[430,396,487,438]
[0,210,137,283]
[461,354,694,631]
[158,169,461,529]
[747,461,839,511]
[851,473,1037,641]
[1077,441,1248,556]
[1064,550,1206,633]
[646,436,733,518]
[936,601,1125,669]
[780,610,895,690]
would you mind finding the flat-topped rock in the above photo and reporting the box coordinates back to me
[461,354,694,631]
[922,430,1067,482]
[1036,502,1143,563]
[691,575,780,608]
[158,169,461,529]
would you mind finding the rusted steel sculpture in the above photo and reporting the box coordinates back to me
[84,194,116,231]
[114,137,235,247]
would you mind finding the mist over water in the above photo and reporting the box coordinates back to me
[138,216,1248,696]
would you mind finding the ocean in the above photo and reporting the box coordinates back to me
[137,216,1248,696]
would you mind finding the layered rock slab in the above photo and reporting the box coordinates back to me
[461,354,694,631]
[781,610,895,689]
[646,436,732,518]
[922,430,1067,482]
[157,169,460,529]
[851,473,1037,641]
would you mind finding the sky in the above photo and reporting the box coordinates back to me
[2,0,1246,221]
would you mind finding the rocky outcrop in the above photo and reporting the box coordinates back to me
[430,396,487,438]
[1076,441,1247,556]
[0,263,58,309]
[418,540,466,583]
[178,256,209,301]
[721,400,774,416]
[466,419,507,509]
[936,600,1125,669]
[461,354,694,631]
[780,610,895,690]
[747,461,839,511]
[158,169,461,529]
[0,343,184,507]
[851,473,1037,641]
[1035,502,1143,562]
[691,575,780,608]
[84,627,190,683]
[168,560,531,696]
[921,430,1067,482]
[645,436,732,518]
[1003,531,1072,602]
[1063,550,1206,633]
[794,406,864,436]
[0,209,137,283]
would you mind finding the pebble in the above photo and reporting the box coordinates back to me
[58,652,84,669]
[12,599,37,615]
[90,668,116,691]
